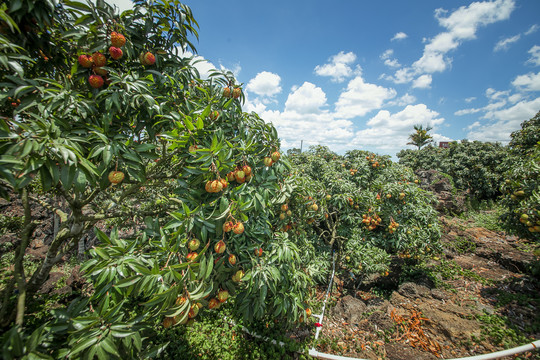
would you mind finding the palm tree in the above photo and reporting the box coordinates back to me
[407,124,433,150]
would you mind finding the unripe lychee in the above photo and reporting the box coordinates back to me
[232,87,242,99]
[92,52,106,67]
[188,238,200,251]
[208,298,220,309]
[109,46,123,60]
[233,222,244,235]
[78,54,93,68]
[214,240,226,254]
[110,31,126,47]
[264,157,273,167]
[271,151,281,162]
[217,289,229,303]
[223,87,231,97]
[228,254,237,266]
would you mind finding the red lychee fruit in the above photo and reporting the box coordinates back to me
[140,52,156,65]
[92,52,106,67]
[110,31,126,47]
[109,46,123,60]
[78,54,93,68]
[88,74,104,89]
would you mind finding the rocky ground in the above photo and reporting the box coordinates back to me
[315,215,539,360]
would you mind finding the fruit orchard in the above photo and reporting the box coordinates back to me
[0,0,538,359]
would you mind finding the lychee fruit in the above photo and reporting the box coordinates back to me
[93,67,107,76]
[110,31,126,47]
[92,52,106,67]
[109,46,123,60]
[78,54,93,68]
[88,75,104,89]
[140,52,156,65]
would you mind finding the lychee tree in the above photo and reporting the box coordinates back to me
[499,112,540,242]
[0,0,313,357]
[283,146,441,282]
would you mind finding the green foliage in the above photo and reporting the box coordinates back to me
[397,141,510,200]
[287,146,441,282]
[406,124,433,150]
[499,142,540,241]
[499,113,540,241]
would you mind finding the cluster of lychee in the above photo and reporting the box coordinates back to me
[223,87,242,99]
[77,31,156,89]
[387,218,400,234]
[361,211,382,231]
[205,178,228,193]
[264,151,280,167]
[226,165,252,184]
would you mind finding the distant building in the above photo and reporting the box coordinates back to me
[439,142,449,148]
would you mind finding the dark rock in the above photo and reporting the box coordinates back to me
[39,272,64,294]
[330,295,367,325]
[398,282,431,299]
[415,169,466,214]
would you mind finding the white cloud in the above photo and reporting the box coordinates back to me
[494,34,520,51]
[391,32,408,41]
[465,97,477,103]
[380,49,401,68]
[387,93,417,107]
[467,121,481,130]
[314,51,359,83]
[113,0,134,12]
[349,104,445,150]
[335,76,397,118]
[284,82,327,114]
[525,24,539,35]
[512,71,540,91]
[412,74,432,89]
[467,97,540,141]
[246,71,282,97]
[526,45,540,66]
[387,0,515,85]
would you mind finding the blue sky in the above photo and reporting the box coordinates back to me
[116,0,540,157]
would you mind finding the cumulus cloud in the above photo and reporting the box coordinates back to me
[467,97,540,141]
[412,74,432,89]
[349,104,445,150]
[284,82,328,114]
[335,76,397,118]
[526,45,540,66]
[512,71,540,91]
[494,34,521,51]
[246,71,282,97]
[386,0,515,85]
[391,32,408,41]
[387,93,417,107]
[314,51,359,82]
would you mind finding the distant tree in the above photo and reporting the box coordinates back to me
[287,148,301,156]
[407,125,433,150]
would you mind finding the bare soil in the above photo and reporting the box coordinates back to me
[315,216,540,360]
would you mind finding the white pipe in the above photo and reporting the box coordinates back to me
[443,339,540,360]
[307,340,539,360]
[308,348,369,360]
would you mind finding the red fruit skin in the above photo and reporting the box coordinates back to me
[110,31,126,47]
[78,54,93,68]
[93,66,107,76]
[89,75,104,89]
[92,52,107,67]
[109,46,123,60]
[228,254,237,266]
[232,88,242,98]
[223,87,231,97]
[142,52,156,65]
